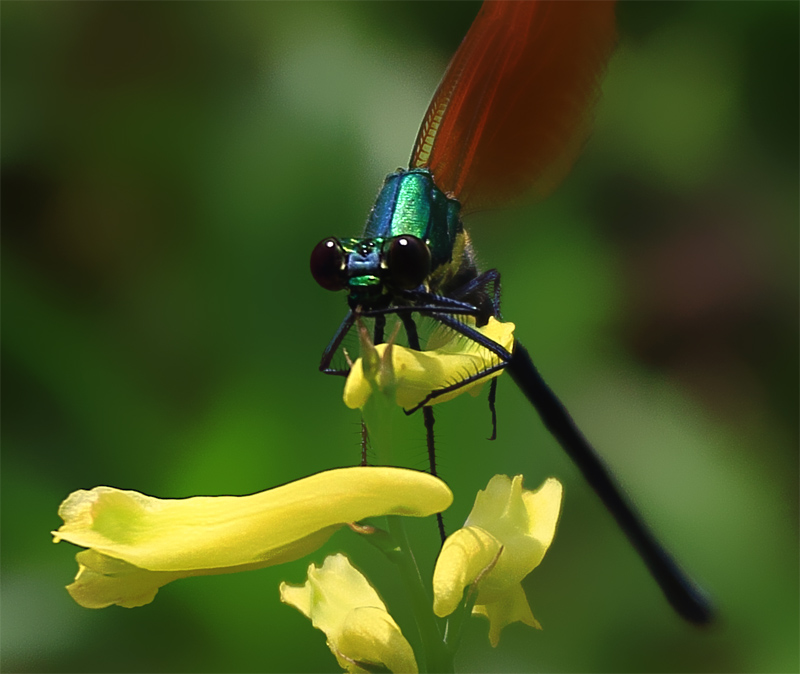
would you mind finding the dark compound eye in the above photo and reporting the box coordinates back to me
[310,238,346,291]
[387,235,431,290]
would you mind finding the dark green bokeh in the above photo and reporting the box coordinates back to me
[2,2,797,672]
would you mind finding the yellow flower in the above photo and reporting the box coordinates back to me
[52,467,453,609]
[432,475,562,646]
[281,553,417,673]
[343,317,515,410]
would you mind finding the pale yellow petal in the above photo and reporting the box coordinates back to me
[337,607,418,673]
[433,474,563,646]
[279,553,383,627]
[463,475,563,600]
[281,554,417,673]
[66,527,336,609]
[344,318,515,410]
[465,474,529,535]
[473,584,541,647]
[523,477,563,554]
[432,526,501,617]
[66,549,184,609]
[343,358,374,410]
[52,467,452,572]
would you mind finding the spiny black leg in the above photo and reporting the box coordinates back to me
[364,316,385,467]
[400,312,512,414]
[320,311,356,376]
[488,377,498,441]
[373,314,386,345]
[360,418,369,466]
[399,311,447,542]
[423,406,447,542]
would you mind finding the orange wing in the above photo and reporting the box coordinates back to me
[410,0,617,215]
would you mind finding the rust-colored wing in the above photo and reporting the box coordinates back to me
[410,0,617,215]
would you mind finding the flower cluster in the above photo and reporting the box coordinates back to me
[52,318,564,672]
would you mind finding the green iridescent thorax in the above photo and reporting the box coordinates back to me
[363,169,461,269]
[342,169,465,308]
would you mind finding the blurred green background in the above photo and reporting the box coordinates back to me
[2,2,797,672]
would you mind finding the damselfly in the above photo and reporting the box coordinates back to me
[310,0,711,625]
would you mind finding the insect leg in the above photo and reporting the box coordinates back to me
[423,407,446,542]
[488,377,498,441]
[398,310,448,543]
[448,269,503,323]
[373,313,386,345]
[433,312,512,360]
[418,270,505,436]
[401,312,512,413]
[360,419,369,467]
[377,292,480,316]
[449,268,501,303]
[319,311,356,376]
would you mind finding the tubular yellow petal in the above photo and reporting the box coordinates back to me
[66,549,185,609]
[280,554,418,673]
[343,318,515,410]
[523,477,563,554]
[336,607,417,674]
[65,528,336,609]
[432,474,562,645]
[432,526,501,617]
[53,467,452,573]
[465,475,563,600]
[473,584,541,648]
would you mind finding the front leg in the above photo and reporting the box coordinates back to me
[402,312,512,413]
[448,269,503,324]
[398,310,448,543]
[319,310,356,376]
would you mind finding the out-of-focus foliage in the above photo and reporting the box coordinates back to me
[2,2,797,672]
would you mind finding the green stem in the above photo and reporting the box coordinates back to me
[442,585,478,657]
[385,515,453,674]
[357,335,453,671]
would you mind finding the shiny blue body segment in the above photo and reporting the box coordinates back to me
[364,169,462,271]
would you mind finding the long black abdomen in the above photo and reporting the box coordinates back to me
[508,340,712,624]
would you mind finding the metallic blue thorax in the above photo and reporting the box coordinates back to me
[341,169,462,308]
